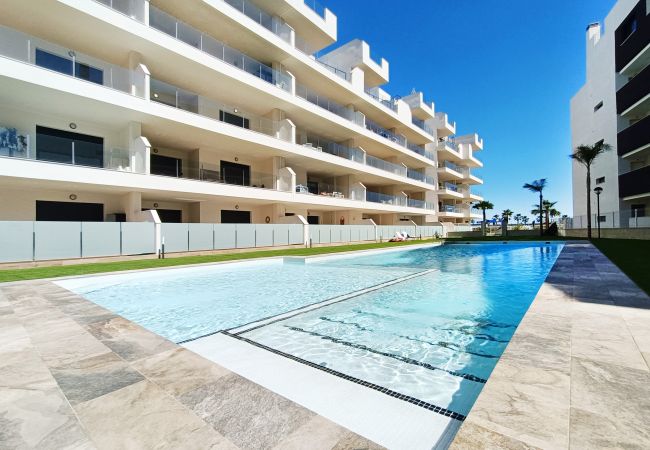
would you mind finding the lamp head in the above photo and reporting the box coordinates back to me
[594,187,603,195]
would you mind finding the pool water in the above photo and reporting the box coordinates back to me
[60,243,563,419]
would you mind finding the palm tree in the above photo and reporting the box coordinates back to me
[501,209,514,236]
[542,200,557,229]
[473,200,494,236]
[570,142,611,239]
[522,216,529,226]
[550,208,561,223]
[523,179,547,236]
[514,213,522,225]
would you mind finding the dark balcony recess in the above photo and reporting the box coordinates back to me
[619,165,650,198]
[616,63,650,113]
[615,1,650,72]
[618,114,650,155]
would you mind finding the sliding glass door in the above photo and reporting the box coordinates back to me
[36,126,104,168]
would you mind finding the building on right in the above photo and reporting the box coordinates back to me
[571,0,650,229]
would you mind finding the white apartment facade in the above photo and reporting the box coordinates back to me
[571,0,650,228]
[0,0,484,228]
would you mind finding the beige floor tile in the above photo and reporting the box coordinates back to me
[74,380,233,450]
[273,415,350,450]
[450,421,541,450]
[132,347,230,397]
[570,407,650,450]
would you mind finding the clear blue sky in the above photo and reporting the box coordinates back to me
[320,0,616,219]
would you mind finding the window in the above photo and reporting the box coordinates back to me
[598,215,607,223]
[620,16,638,43]
[35,49,103,85]
[596,176,605,184]
[36,126,104,167]
[219,110,250,129]
[594,101,603,112]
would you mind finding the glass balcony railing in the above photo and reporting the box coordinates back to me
[365,118,406,146]
[160,161,279,191]
[441,205,462,213]
[439,138,459,151]
[366,154,407,177]
[367,191,407,207]
[316,60,350,81]
[150,78,286,140]
[222,0,293,43]
[412,117,435,136]
[296,180,346,198]
[303,0,327,18]
[365,90,398,112]
[149,6,292,92]
[296,83,357,122]
[442,161,464,174]
[440,182,459,192]
[407,198,434,210]
[0,25,138,97]
[406,169,435,185]
[298,133,365,164]
[95,0,146,21]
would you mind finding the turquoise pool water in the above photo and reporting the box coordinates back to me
[63,242,563,419]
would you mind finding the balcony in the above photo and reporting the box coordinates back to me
[439,205,464,215]
[619,165,650,198]
[433,112,456,137]
[221,0,294,44]
[615,2,650,73]
[0,25,139,97]
[149,6,292,93]
[366,191,406,207]
[296,83,360,123]
[411,117,435,137]
[618,114,650,156]
[365,89,398,112]
[406,168,435,185]
[438,161,464,181]
[617,63,650,117]
[437,139,462,162]
[150,78,287,141]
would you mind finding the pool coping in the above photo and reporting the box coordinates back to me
[449,241,650,449]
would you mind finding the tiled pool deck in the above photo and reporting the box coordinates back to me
[452,242,650,449]
[0,242,648,449]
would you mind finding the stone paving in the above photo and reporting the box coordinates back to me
[0,281,382,449]
[451,242,650,449]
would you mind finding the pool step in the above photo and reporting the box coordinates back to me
[226,267,439,335]
[240,324,484,418]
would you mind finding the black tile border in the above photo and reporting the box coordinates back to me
[222,330,467,422]
[285,325,488,383]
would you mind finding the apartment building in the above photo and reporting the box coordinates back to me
[0,0,484,228]
[571,0,650,228]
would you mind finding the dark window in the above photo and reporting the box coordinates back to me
[598,215,607,223]
[219,110,250,129]
[35,49,103,85]
[220,160,250,186]
[594,101,603,112]
[144,208,182,223]
[36,200,103,222]
[631,204,646,217]
[307,180,319,195]
[307,215,320,225]
[596,176,605,184]
[620,16,638,43]
[221,210,251,223]
[151,154,183,177]
[36,126,103,167]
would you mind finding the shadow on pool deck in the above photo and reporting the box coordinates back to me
[450,242,650,449]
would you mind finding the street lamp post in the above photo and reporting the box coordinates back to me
[594,187,603,239]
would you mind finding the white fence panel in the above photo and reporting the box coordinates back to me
[288,224,303,245]
[34,222,81,260]
[121,222,156,255]
[0,221,33,262]
[236,224,255,248]
[255,225,274,248]
[213,224,236,249]
[272,224,289,246]
[161,223,189,253]
[188,223,213,251]
[81,222,121,258]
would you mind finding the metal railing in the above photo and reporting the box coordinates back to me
[316,59,349,81]
[150,78,284,140]
[222,0,293,43]
[149,6,291,92]
[567,210,650,229]
[365,118,406,146]
[163,162,279,191]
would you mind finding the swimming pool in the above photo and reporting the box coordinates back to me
[58,242,562,425]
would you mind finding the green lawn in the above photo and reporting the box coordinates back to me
[0,239,436,283]
[592,239,650,295]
